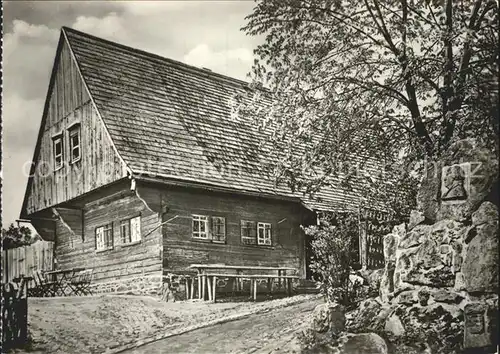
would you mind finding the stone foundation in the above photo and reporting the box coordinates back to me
[90,272,301,301]
[90,274,164,295]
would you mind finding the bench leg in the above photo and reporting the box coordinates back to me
[213,276,217,303]
[202,275,207,300]
[207,276,212,302]
[198,275,202,299]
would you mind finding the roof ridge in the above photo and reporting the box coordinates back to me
[61,26,253,90]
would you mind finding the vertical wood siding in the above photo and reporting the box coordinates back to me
[54,190,162,283]
[138,183,310,278]
[2,242,54,284]
[26,39,125,215]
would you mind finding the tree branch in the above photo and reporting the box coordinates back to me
[441,0,485,148]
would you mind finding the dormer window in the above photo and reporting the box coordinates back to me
[68,123,81,163]
[52,134,63,170]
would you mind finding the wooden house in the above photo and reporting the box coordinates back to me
[20,27,366,296]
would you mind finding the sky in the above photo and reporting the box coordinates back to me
[2,0,262,228]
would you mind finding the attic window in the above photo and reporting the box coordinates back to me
[68,124,81,163]
[52,134,63,170]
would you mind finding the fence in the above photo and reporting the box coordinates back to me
[2,278,29,350]
[2,241,54,286]
[359,208,394,270]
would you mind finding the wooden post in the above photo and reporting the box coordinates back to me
[198,274,202,300]
[19,278,28,344]
[202,274,206,300]
[207,276,212,302]
[236,270,242,292]
[278,270,282,289]
[253,278,257,301]
[185,278,189,300]
[213,276,217,303]
[267,277,272,294]
[250,279,253,297]
[287,278,292,296]
[190,277,194,300]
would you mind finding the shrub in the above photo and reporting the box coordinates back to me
[304,212,361,308]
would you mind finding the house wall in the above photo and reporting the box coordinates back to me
[25,36,126,215]
[137,182,311,279]
[52,188,163,295]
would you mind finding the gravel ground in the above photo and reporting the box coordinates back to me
[124,297,322,354]
[11,294,319,354]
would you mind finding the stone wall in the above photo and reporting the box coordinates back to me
[89,274,164,295]
[350,139,498,354]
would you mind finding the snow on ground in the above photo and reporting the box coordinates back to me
[14,294,318,354]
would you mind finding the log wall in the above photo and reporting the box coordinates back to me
[53,189,162,284]
[137,182,311,278]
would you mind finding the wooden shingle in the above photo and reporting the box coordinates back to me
[63,27,367,212]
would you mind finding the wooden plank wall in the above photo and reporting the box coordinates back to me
[2,241,54,284]
[26,38,126,215]
[53,190,162,283]
[138,183,309,277]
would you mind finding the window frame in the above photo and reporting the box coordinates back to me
[52,134,64,171]
[95,223,114,251]
[257,222,272,246]
[211,216,226,243]
[68,124,81,164]
[192,215,209,239]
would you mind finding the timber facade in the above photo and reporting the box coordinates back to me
[21,27,365,296]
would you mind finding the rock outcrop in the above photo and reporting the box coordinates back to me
[348,139,498,354]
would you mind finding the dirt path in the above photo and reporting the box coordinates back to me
[124,298,321,354]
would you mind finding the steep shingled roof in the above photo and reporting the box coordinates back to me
[63,27,364,211]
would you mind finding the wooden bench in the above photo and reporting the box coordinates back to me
[201,273,300,302]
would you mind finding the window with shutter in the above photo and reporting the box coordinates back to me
[241,220,257,245]
[211,217,226,242]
